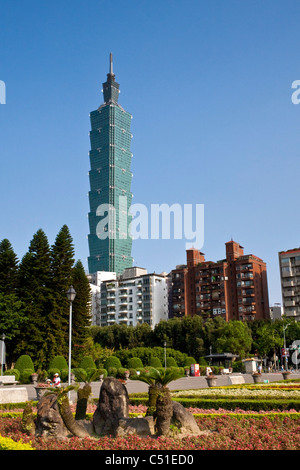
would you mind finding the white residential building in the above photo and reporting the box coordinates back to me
[278,248,300,321]
[87,267,169,328]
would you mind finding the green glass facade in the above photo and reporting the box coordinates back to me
[88,55,133,274]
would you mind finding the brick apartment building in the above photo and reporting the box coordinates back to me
[170,240,270,322]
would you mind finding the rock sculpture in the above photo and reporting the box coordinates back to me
[93,377,129,436]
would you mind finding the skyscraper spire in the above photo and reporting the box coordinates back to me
[102,52,119,104]
[110,52,113,75]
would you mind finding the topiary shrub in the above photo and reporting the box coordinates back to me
[107,367,117,377]
[20,369,34,384]
[48,355,68,372]
[166,357,177,367]
[129,368,137,378]
[149,356,162,368]
[4,369,20,380]
[60,369,69,382]
[78,356,96,371]
[117,367,128,379]
[184,357,196,367]
[14,355,34,374]
[127,357,143,369]
[198,357,208,366]
[104,356,122,370]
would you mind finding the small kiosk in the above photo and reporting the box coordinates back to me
[204,353,238,374]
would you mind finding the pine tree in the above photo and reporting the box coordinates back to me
[71,260,92,365]
[16,229,51,368]
[47,225,75,361]
[0,239,19,294]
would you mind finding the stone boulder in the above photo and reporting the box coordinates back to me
[171,401,201,436]
[93,377,129,436]
[116,416,155,437]
[35,394,68,439]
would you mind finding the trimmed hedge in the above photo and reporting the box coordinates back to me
[104,356,122,370]
[48,356,68,372]
[127,357,143,369]
[14,355,34,374]
[78,356,96,370]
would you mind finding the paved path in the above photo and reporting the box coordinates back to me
[20,372,300,402]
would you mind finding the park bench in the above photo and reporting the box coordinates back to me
[227,375,245,385]
[0,376,19,387]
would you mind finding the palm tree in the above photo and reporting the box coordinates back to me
[74,369,100,420]
[45,385,90,438]
[131,367,182,436]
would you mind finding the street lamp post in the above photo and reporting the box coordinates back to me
[0,333,5,376]
[67,286,76,398]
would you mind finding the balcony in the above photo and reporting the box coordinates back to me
[282,270,293,278]
[283,280,295,288]
[284,300,296,307]
[119,317,128,323]
[283,290,295,297]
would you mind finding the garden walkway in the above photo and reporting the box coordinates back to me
[19,371,300,402]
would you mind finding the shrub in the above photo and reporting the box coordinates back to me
[104,356,122,370]
[117,368,128,379]
[0,435,34,450]
[20,369,34,384]
[48,356,68,372]
[4,369,20,380]
[60,369,69,382]
[78,356,96,371]
[14,355,34,374]
[232,360,245,373]
[47,368,61,380]
[149,356,162,368]
[129,368,137,378]
[107,367,117,377]
[198,357,208,366]
[184,356,196,367]
[166,357,177,367]
[127,357,143,369]
[36,369,47,381]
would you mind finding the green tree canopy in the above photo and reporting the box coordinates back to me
[0,239,19,294]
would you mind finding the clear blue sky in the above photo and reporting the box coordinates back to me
[1,0,300,306]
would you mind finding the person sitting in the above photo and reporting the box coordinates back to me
[52,373,61,387]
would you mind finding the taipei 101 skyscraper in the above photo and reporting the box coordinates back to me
[87,54,133,274]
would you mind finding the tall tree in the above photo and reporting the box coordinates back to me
[47,225,75,361]
[16,229,52,367]
[214,320,252,359]
[0,239,19,294]
[71,260,91,365]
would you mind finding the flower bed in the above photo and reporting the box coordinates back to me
[0,411,299,450]
[1,382,300,450]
